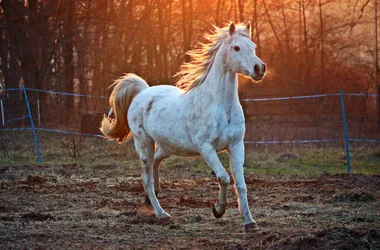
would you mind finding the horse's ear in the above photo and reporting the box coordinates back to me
[229,23,236,35]
[246,22,251,31]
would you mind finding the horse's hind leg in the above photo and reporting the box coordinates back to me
[200,143,230,218]
[145,146,169,205]
[134,137,170,220]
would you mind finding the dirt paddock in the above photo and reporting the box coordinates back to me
[0,163,379,249]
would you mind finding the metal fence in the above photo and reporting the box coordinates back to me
[1,86,379,173]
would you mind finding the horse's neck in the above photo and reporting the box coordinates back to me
[191,55,239,111]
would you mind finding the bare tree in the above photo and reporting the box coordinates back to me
[63,0,75,110]
[0,0,378,127]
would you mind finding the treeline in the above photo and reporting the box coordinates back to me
[0,0,378,112]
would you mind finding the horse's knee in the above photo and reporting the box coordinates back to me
[141,157,153,166]
[141,166,153,186]
[235,183,247,194]
[218,174,230,185]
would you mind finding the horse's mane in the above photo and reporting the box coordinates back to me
[175,23,250,92]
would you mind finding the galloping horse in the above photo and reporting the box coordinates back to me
[100,23,266,232]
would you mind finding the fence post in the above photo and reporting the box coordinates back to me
[0,99,4,126]
[37,98,41,126]
[339,90,351,173]
[378,85,380,128]
[23,86,43,162]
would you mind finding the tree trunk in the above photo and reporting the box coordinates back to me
[262,0,283,53]
[216,0,222,26]
[63,0,75,110]
[237,0,244,22]
[182,0,193,63]
[253,0,261,57]
[157,0,168,83]
[375,0,379,88]
[319,0,325,93]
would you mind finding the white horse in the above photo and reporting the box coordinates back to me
[100,23,266,232]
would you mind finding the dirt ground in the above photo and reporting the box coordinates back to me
[0,162,379,249]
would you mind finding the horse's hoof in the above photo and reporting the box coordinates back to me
[157,212,171,221]
[212,205,225,218]
[245,222,259,232]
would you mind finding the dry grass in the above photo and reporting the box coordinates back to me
[0,161,379,249]
[1,130,379,248]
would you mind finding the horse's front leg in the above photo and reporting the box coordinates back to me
[200,143,230,218]
[227,141,258,232]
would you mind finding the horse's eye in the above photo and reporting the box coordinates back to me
[233,46,240,52]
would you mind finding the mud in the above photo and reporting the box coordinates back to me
[0,164,379,249]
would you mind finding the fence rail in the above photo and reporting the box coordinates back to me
[1,86,379,173]
[241,92,379,102]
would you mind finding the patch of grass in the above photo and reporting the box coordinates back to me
[329,192,376,203]
[2,131,379,176]
[0,130,138,166]
[161,148,379,176]
[243,148,380,176]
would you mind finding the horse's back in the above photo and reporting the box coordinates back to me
[129,84,182,121]
[128,85,196,154]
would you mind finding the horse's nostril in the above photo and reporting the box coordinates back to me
[254,64,260,75]
[262,64,266,73]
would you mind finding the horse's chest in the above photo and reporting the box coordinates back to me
[214,119,244,150]
[188,105,244,150]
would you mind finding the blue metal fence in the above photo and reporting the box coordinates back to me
[1,86,379,172]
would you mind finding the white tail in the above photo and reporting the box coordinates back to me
[100,74,149,143]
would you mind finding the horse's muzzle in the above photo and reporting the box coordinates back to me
[251,75,264,81]
[252,63,266,81]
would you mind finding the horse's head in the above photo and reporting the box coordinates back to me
[225,23,266,81]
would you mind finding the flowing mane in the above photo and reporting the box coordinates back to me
[175,23,251,92]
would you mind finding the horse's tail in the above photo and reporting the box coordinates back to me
[100,74,149,143]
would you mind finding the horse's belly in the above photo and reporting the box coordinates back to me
[155,136,199,156]
[214,134,230,152]
[148,123,199,156]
